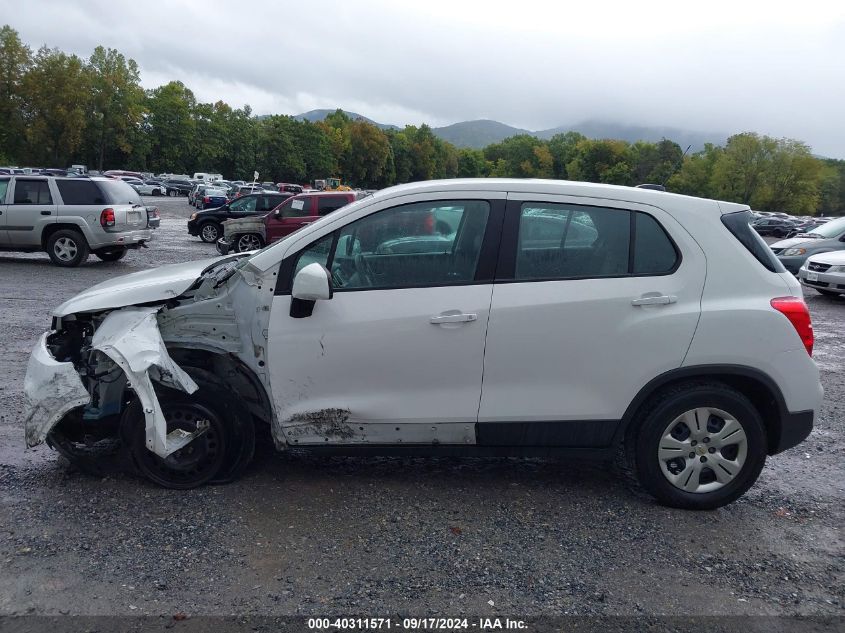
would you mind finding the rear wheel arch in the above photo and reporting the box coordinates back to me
[41,222,90,250]
[618,365,786,455]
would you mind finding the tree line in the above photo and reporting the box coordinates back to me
[1,25,842,215]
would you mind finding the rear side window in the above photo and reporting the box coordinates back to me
[515,203,628,279]
[97,180,142,205]
[317,196,350,216]
[0,178,8,202]
[633,212,678,274]
[56,180,106,205]
[13,179,52,204]
[721,210,786,273]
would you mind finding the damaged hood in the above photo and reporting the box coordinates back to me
[53,256,235,317]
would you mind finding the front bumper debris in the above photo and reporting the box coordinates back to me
[23,333,91,448]
[23,306,203,458]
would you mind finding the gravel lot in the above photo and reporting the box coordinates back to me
[0,196,843,619]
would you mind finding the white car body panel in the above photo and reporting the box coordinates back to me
[22,179,823,470]
[52,256,237,316]
[479,194,707,424]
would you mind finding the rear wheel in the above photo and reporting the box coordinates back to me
[236,233,263,252]
[46,229,89,267]
[627,382,767,510]
[168,189,178,197]
[199,222,220,243]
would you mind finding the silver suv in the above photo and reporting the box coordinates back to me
[0,176,151,266]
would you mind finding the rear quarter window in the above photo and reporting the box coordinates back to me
[56,180,106,205]
[721,210,786,273]
[97,180,142,205]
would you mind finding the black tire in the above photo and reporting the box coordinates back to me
[95,248,127,262]
[124,373,254,489]
[235,233,264,252]
[46,229,89,267]
[153,188,162,196]
[47,424,127,478]
[199,222,220,243]
[168,189,176,197]
[626,381,767,510]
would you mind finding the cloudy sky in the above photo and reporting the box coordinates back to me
[4,0,845,157]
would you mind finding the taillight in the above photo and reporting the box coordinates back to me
[203,196,210,203]
[100,208,115,227]
[771,297,813,356]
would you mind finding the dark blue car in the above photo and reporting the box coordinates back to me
[196,187,229,210]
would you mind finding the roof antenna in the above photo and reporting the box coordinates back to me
[661,144,692,188]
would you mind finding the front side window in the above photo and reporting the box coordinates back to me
[13,179,52,205]
[279,197,309,218]
[293,200,491,291]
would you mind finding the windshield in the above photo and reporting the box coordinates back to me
[809,216,845,238]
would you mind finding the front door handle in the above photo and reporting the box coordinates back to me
[430,313,478,324]
[631,295,677,306]
[41,211,52,215]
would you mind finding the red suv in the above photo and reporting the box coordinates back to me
[217,191,362,254]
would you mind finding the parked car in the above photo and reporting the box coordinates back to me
[277,183,304,194]
[195,187,229,210]
[785,218,827,238]
[797,251,845,297]
[0,175,151,266]
[751,217,800,238]
[187,192,291,242]
[769,217,845,273]
[24,179,821,510]
[103,169,144,180]
[146,205,161,229]
[132,180,167,196]
[217,191,361,254]
[164,179,193,197]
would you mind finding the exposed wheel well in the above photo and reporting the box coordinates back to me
[41,223,87,249]
[167,348,274,426]
[620,368,784,455]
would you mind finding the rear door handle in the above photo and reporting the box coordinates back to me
[41,211,52,215]
[430,313,478,324]
[631,295,677,306]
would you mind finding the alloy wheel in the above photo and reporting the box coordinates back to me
[53,237,79,262]
[237,234,261,251]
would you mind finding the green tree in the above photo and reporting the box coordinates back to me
[566,139,632,185]
[457,148,486,177]
[86,46,144,170]
[144,81,197,173]
[344,120,393,187]
[0,25,31,163]
[546,131,585,178]
[22,46,90,165]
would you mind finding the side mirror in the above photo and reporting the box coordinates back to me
[273,208,282,218]
[291,263,332,318]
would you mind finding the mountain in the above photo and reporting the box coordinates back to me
[431,119,532,149]
[292,110,725,152]
[294,109,398,131]
[535,121,724,153]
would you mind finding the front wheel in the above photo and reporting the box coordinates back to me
[124,373,254,489]
[168,189,178,197]
[199,222,220,243]
[628,382,767,510]
[235,233,264,252]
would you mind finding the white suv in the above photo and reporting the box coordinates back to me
[23,179,822,509]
